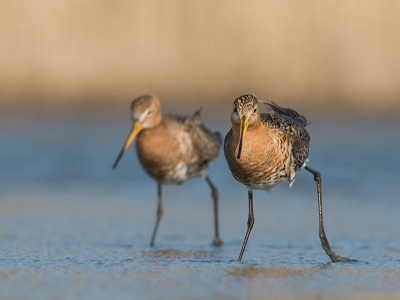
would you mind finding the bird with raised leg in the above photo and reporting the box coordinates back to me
[113,95,222,247]
[224,94,355,262]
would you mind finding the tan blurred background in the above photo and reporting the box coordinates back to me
[1,0,400,116]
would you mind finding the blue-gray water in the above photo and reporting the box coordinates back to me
[1,112,400,299]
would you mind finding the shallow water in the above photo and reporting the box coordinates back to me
[1,113,400,299]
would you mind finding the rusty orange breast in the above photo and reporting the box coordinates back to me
[135,119,196,184]
[224,125,292,190]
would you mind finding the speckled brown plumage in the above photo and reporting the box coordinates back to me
[113,95,222,247]
[224,94,355,263]
[136,110,222,184]
[224,94,309,191]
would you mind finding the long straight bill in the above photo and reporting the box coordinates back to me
[237,116,249,159]
[113,122,142,169]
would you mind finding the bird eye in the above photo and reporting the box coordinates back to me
[147,110,152,115]
[234,108,238,114]
[253,107,257,113]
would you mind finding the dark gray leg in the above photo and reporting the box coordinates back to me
[205,176,222,247]
[238,189,254,261]
[305,166,356,262]
[150,183,163,247]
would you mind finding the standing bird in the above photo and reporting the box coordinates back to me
[113,95,222,247]
[224,94,354,262]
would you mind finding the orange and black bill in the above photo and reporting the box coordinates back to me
[237,116,249,159]
[112,122,142,169]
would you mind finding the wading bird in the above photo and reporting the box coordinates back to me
[113,95,222,247]
[224,94,354,262]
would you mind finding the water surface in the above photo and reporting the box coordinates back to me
[1,113,400,299]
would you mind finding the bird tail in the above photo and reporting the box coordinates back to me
[261,98,308,126]
[185,107,203,126]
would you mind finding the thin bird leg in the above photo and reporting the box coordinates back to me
[305,166,356,262]
[238,189,254,261]
[150,183,163,247]
[205,176,222,247]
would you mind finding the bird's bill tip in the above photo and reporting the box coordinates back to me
[112,122,142,169]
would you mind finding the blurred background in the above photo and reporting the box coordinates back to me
[1,0,400,116]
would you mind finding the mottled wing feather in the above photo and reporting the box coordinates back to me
[165,110,222,162]
[291,134,310,170]
[186,108,222,162]
[184,107,202,126]
[261,108,310,171]
[262,100,308,126]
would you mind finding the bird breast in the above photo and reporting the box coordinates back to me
[136,121,198,184]
[225,127,294,190]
